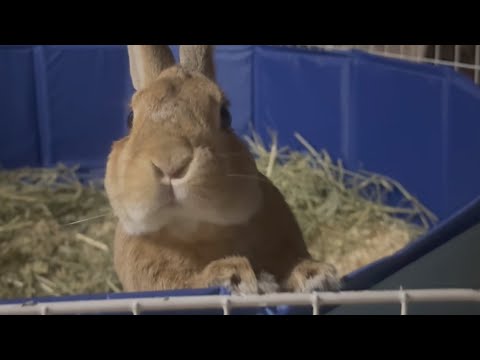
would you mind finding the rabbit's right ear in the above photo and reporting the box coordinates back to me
[127,45,176,90]
[179,45,216,81]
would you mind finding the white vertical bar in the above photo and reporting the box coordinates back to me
[222,298,231,315]
[454,45,461,71]
[312,293,321,315]
[40,306,48,315]
[434,45,441,65]
[384,45,391,56]
[416,45,423,62]
[475,45,480,84]
[132,301,140,315]
[399,288,408,315]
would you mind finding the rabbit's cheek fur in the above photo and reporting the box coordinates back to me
[179,146,263,226]
[105,139,169,235]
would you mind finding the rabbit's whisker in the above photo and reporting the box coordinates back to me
[215,151,246,158]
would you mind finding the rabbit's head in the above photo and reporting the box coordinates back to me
[105,46,262,236]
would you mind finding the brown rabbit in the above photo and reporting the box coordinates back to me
[104,45,340,295]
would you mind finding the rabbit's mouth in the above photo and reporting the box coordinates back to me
[156,187,180,211]
[156,180,187,208]
[163,191,183,210]
[161,183,175,205]
[161,194,177,209]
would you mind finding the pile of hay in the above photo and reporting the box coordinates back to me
[0,165,120,300]
[0,133,437,300]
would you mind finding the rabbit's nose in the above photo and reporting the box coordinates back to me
[151,155,192,180]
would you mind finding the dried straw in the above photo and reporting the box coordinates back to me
[0,165,119,300]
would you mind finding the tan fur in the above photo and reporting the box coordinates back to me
[127,46,176,90]
[180,45,216,81]
[105,45,341,294]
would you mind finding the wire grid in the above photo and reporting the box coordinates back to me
[277,45,480,85]
[0,288,479,315]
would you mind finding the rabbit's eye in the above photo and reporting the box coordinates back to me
[127,110,134,130]
[220,105,232,130]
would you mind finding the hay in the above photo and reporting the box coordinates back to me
[0,132,437,300]
[0,165,119,300]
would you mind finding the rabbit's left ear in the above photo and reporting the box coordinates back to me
[179,45,216,81]
[127,45,176,90]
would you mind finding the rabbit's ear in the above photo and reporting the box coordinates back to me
[179,45,216,81]
[127,45,176,90]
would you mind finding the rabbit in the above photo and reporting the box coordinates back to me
[104,45,341,295]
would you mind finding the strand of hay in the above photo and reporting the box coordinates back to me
[0,133,437,299]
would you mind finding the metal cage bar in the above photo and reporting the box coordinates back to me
[0,288,479,315]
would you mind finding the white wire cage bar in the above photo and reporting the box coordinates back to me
[0,288,479,315]
[277,45,480,85]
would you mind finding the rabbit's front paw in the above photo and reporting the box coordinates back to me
[284,259,341,293]
[199,256,258,295]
